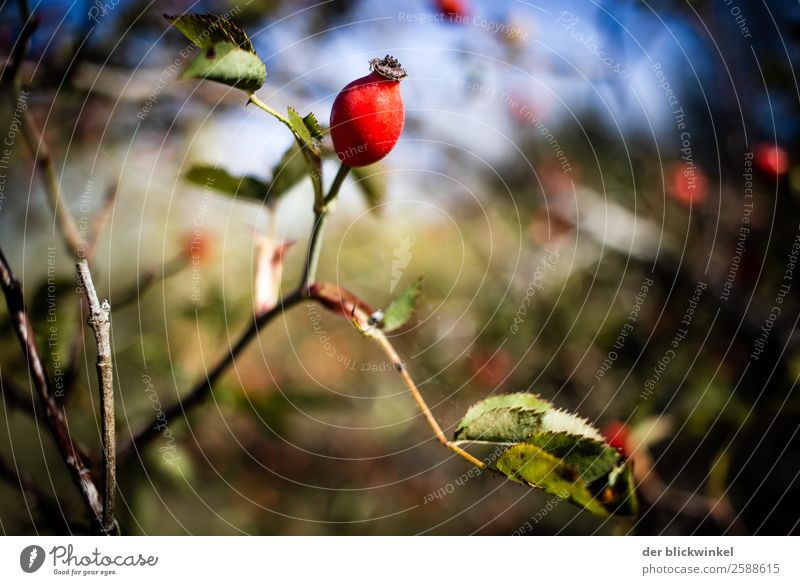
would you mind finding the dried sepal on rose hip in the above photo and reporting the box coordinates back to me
[329,55,407,168]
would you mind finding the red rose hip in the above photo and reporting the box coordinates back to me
[602,420,632,458]
[330,55,406,167]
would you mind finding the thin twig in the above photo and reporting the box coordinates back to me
[0,247,102,527]
[61,181,118,396]
[64,254,186,395]
[306,281,485,469]
[247,94,290,125]
[301,163,349,292]
[85,182,119,262]
[324,163,350,207]
[300,210,329,293]
[19,108,84,258]
[76,259,115,534]
[370,331,485,469]
[67,180,117,385]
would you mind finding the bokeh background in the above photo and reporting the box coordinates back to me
[1,0,799,535]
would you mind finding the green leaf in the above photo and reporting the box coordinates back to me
[350,165,386,214]
[455,393,550,442]
[287,107,321,157]
[524,432,620,484]
[185,165,268,201]
[497,443,609,516]
[165,13,265,93]
[165,13,254,52]
[181,42,266,94]
[269,143,310,200]
[287,108,312,145]
[454,392,637,516]
[455,393,604,443]
[303,112,324,140]
[381,276,423,332]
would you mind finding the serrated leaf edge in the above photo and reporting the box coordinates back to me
[540,407,605,442]
[303,112,324,140]
[165,13,255,53]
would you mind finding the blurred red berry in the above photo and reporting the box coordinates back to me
[469,349,512,387]
[667,161,708,206]
[435,0,468,19]
[183,231,214,265]
[754,144,789,176]
[330,55,406,168]
[602,420,631,457]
